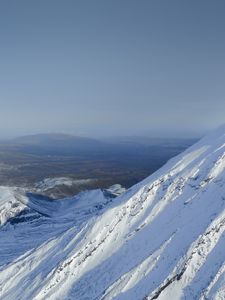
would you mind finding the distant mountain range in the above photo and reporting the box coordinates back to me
[3,133,198,155]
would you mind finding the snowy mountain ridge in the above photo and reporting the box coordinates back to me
[1,125,225,299]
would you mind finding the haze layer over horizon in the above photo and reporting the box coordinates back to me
[0,0,224,138]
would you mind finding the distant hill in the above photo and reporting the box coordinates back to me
[6,133,107,156]
[12,133,101,145]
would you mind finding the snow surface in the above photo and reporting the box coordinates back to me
[1,125,225,299]
[104,184,127,198]
[35,177,95,191]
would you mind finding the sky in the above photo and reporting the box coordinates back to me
[0,0,225,138]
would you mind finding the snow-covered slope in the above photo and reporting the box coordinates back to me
[1,125,225,300]
[35,177,95,191]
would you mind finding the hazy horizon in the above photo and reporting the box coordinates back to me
[0,0,224,138]
[0,126,207,140]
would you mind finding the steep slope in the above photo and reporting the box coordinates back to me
[1,125,225,300]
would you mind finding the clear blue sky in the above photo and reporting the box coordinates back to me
[0,0,224,137]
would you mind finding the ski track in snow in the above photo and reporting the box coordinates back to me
[0,125,225,299]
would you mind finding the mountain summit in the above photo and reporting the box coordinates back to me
[1,125,225,300]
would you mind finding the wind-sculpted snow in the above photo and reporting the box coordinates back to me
[0,187,28,226]
[1,125,225,300]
